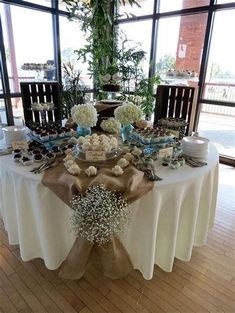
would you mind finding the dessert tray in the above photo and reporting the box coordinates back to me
[28,123,77,146]
[130,127,175,145]
[74,133,122,162]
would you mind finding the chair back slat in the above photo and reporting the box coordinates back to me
[168,87,176,117]
[154,84,198,135]
[175,87,183,118]
[20,81,61,127]
[30,83,40,123]
[52,83,60,121]
[21,83,33,123]
[182,88,190,119]
[38,84,45,102]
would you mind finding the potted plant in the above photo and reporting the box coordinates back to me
[61,62,87,119]
[62,0,139,89]
[133,75,161,119]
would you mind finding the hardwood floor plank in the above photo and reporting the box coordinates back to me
[90,266,149,313]
[78,278,122,313]
[55,283,86,312]
[0,287,18,313]
[0,268,29,312]
[65,280,107,313]
[8,273,46,313]
[11,249,78,313]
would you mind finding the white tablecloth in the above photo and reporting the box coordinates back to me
[0,144,219,280]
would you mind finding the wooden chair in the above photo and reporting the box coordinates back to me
[154,85,198,135]
[20,81,61,127]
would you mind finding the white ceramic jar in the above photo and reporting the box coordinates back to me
[2,126,28,146]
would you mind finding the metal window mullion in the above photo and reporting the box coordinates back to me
[0,15,13,125]
[52,0,61,85]
[148,0,158,78]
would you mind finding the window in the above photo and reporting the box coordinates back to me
[203,10,235,102]
[0,3,55,93]
[198,9,235,159]
[216,0,235,3]
[159,0,210,13]
[0,99,7,126]
[27,0,51,7]
[118,20,152,76]
[118,0,154,17]
[155,13,208,85]
[59,0,69,11]
[0,67,3,94]
[60,16,92,89]
[198,103,235,158]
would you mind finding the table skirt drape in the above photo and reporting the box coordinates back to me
[0,144,219,280]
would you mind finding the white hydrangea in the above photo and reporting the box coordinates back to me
[114,102,142,126]
[71,104,98,128]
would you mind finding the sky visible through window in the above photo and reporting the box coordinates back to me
[1,1,235,82]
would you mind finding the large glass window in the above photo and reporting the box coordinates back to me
[0,67,3,94]
[118,20,152,76]
[216,0,235,3]
[198,9,235,159]
[203,10,235,102]
[119,0,154,17]
[0,99,7,126]
[27,0,51,7]
[155,13,208,86]
[60,16,92,89]
[0,3,55,93]
[59,0,69,11]
[159,0,210,13]
[198,104,235,158]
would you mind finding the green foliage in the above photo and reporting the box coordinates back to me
[62,0,139,87]
[61,62,87,118]
[62,0,161,117]
[156,54,176,74]
[117,35,146,94]
[129,75,161,117]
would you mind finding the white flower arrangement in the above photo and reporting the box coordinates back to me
[114,102,142,126]
[71,104,98,128]
[70,184,130,245]
[100,117,121,134]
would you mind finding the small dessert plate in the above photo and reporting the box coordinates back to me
[20,156,33,166]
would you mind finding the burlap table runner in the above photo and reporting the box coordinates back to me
[42,157,154,279]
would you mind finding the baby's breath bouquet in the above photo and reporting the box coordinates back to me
[114,102,142,126]
[100,117,121,134]
[70,184,130,245]
[71,104,98,128]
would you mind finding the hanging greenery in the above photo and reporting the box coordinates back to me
[62,0,139,88]
[62,0,161,116]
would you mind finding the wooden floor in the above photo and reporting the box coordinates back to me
[0,165,234,313]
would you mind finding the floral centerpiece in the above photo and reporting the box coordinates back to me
[100,117,121,134]
[71,104,98,136]
[70,184,130,245]
[114,102,142,140]
[114,102,142,126]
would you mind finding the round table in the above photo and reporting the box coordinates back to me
[0,144,219,280]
